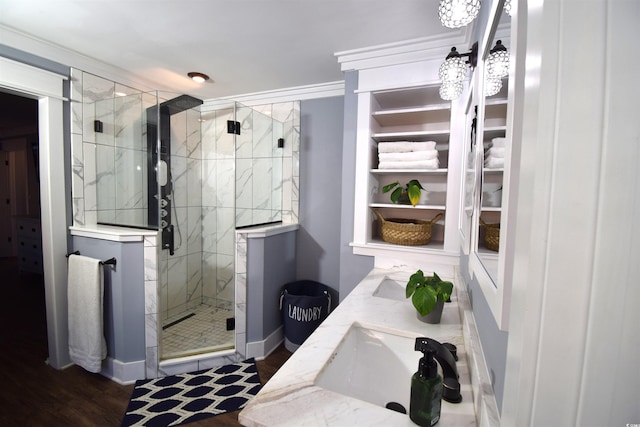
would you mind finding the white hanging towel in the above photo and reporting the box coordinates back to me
[67,254,107,373]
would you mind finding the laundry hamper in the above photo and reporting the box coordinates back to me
[280,281,331,352]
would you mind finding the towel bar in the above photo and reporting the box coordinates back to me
[66,251,117,266]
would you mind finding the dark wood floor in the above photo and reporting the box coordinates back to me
[0,257,292,426]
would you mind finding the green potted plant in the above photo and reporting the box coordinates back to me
[405,270,454,324]
[382,180,424,207]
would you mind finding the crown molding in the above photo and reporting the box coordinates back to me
[205,81,345,108]
[0,24,164,93]
[335,27,474,72]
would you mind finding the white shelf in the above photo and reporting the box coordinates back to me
[372,107,451,127]
[370,168,448,174]
[364,239,445,252]
[370,203,446,210]
[483,168,504,174]
[372,130,450,143]
[480,206,502,212]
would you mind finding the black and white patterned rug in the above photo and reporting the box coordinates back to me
[121,358,262,427]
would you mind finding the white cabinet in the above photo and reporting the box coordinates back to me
[352,82,462,264]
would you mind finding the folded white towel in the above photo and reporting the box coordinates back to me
[378,149,438,162]
[486,147,505,158]
[378,141,437,153]
[379,158,440,170]
[491,137,506,148]
[68,254,107,373]
[484,157,505,168]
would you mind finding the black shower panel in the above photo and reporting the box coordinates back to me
[147,95,203,255]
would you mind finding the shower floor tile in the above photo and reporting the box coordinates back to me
[161,304,235,359]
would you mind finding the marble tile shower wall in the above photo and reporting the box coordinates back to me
[161,108,208,321]
[70,69,300,375]
[235,105,283,228]
[70,70,152,227]
[237,101,300,227]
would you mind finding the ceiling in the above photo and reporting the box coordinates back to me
[0,0,454,100]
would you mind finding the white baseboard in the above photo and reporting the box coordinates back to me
[100,357,146,385]
[245,326,284,361]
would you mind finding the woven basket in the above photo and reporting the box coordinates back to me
[373,210,443,246]
[480,218,500,252]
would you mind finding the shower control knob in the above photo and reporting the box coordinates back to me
[161,220,168,228]
[161,209,168,217]
[160,199,168,207]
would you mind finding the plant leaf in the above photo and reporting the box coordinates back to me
[407,182,421,206]
[412,286,438,316]
[408,179,424,190]
[406,270,425,298]
[438,280,454,303]
[382,182,399,194]
[390,187,404,203]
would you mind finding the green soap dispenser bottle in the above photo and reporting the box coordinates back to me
[410,338,443,426]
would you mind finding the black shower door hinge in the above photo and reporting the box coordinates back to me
[227,120,241,135]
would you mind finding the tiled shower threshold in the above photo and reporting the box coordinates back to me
[160,303,235,360]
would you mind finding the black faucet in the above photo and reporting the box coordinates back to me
[415,337,462,403]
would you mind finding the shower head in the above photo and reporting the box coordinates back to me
[160,94,203,115]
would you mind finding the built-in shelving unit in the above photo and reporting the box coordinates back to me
[478,80,508,253]
[352,81,462,262]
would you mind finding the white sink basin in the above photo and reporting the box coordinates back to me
[314,323,419,411]
[372,277,408,302]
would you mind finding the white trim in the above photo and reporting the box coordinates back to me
[69,224,157,242]
[245,326,284,360]
[335,29,473,72]
[0,56,68,100]
[1,55,70,369]
[0,24,160,94]
[238,223,299,239]
[204,81,345,108]
[39,96,70,369]
[101,357,146,385]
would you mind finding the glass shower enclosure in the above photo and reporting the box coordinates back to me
[93,91,285,360]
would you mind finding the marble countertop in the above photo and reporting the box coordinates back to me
[239,268,479,427]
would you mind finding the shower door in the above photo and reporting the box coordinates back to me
[158,97,237,360]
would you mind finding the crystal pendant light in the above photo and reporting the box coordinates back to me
[504,0,513,16]
[440,82,464,101]
[486,40,509,79]
[438,0,481,29]
[438,48,469,84]
[484,77,503,97]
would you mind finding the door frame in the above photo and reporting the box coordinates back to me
[1,56,70,368]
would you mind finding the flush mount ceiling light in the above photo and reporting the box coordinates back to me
[438,0,481,28]
[486,40,509,79]
[187,72,210,83]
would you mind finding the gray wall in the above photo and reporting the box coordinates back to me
[460,254,508,411]
[246,230,297,342]
[72,236,146,362]
[338,71,374,301]
[297,96,345,296]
